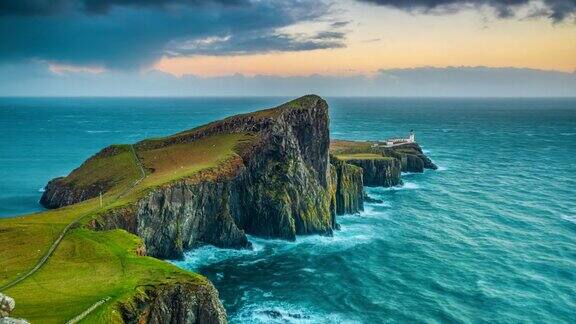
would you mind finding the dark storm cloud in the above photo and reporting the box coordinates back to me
[0,0,247,16]
[330,20,350,28]
[169,30,346,56]
[0,0,343,69]
[357,0,576,22]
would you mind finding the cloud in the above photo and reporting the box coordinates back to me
[330,20,351,28]
[169,31,345,56]
[356,0,576,22]
[0,0,247,16]
[0,0,343,69]
[1,63,574,97]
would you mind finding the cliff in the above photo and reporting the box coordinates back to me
[335,155,401,187]
[43,95,338,259]
[330,140,436,188]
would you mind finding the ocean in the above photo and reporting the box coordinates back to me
[1,97,575,323]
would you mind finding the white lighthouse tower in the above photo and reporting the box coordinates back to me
[408,130,415,143]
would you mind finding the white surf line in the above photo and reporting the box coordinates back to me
[66,296,111,324]
[1,145,147,292]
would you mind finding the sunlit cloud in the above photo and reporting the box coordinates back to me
[48,63,106,75]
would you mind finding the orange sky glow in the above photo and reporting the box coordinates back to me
[154,3,576,77]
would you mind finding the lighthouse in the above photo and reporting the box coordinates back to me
[408,130,415,143]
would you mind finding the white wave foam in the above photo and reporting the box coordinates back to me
[374,182,420,191]
[232,301,351,324]
[170,245,259,270]
[366,200,391,208]
[561,215,576,224]
[437,166,447,171]
[173,202,389,269]
[38,187,45,193]
[402,182,420,190]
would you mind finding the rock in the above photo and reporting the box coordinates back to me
[119,280,226,324]
[0,293,15,318]
[363,193,383,204]
[0,318,29,324]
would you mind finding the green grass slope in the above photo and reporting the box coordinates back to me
[0,131,252,322]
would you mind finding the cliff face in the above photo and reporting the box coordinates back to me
[342,158,401,187]
[330,158,364,215]
[379,143,437,173]
[119,281,226,324]
[83,95,336,259]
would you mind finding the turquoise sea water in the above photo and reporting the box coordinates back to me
[1,97,575,322]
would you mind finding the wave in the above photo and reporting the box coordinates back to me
[171,244,261,270]
[38,187,45,193]
[561,215,576,224]
[372,182,420,192]
[437,166,448,171]
[174,212,383,270]
[231,300,351,324]
[85,130,120,134]
[365,200,391,208]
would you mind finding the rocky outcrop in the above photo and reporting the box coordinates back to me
[330,158,364,215]
[119,281,226,324]
[39,145,126,209]
[379,143,437,173]
[343,158,401,187]
[39,177,105,209]
[0,293,15,318]
[0,294,27,324]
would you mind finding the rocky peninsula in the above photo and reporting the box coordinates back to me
[1,95,434,323]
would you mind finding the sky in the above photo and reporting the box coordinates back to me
[0,0,575,96]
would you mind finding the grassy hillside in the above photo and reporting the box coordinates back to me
[0,96,324,322]
[0,130,252,322]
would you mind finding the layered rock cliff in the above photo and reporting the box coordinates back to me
[341,157,402,187]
